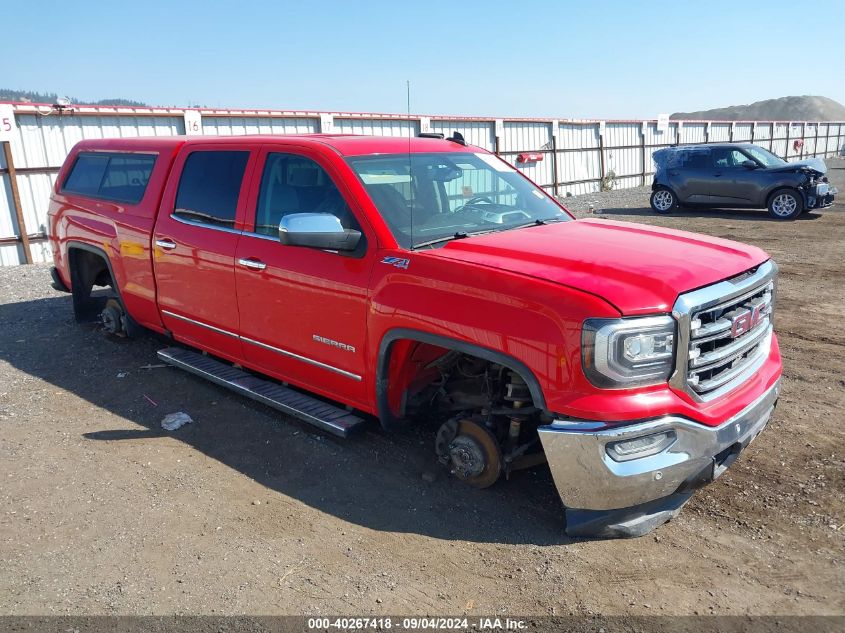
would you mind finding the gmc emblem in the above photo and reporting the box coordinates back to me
[730,304,764,338]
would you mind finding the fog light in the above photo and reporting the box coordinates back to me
[606,430,677,462]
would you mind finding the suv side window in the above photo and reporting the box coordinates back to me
[680,148,710,169]
[254,153,360,237]
[712,148,748,169]
[174,151,249,228]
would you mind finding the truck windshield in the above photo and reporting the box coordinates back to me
[346,152,570,249]
[745,145,787,168]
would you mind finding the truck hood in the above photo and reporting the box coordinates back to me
[768,157,827,175]
[429,219,769,315]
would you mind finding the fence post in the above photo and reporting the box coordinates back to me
[597,122,606,191]
[550,133,559,197]
[824,124,830,157]
[494,119,503,156]
[640,122,647,186]
[785,123,791,160]
[770,123,774,153]
[2,141,32,265]
[801,122,806,159]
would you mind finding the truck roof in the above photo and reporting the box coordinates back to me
[73,134,477,156]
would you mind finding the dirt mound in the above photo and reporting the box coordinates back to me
[671,95,845,121]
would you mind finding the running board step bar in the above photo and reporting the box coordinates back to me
[157,347,365,438]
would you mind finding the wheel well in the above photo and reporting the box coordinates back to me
[67,245,116,323]
[376,329,546,431]
[652,184,676,196]
[766,187,802,206]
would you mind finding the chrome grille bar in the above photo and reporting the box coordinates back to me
[689,316,770,369]
[671,260,778,402]
[690,334,770,393]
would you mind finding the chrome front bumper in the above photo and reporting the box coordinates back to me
[538,379,780,515]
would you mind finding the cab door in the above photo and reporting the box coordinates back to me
[153,144,257,361]
[233,145,376,409]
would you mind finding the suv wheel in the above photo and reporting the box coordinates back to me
[768,189,803,220]
[650,187,677,214]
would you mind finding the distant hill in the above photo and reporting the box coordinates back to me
[0,88,147,107]
[671,96,845,121]
[0,89,59,104]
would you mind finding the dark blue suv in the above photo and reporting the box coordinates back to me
[651,143,836,220]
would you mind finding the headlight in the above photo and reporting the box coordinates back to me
[582,316,676,388]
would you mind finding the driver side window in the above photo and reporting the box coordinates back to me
[254,153,360,237]
[712,148,749,170]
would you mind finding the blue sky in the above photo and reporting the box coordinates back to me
[3,0,843,118]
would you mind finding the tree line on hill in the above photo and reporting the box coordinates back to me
[0,88,148,107]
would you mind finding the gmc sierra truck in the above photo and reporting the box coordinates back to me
[47,133,782,538]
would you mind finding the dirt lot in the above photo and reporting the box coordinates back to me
[1,159,843,618]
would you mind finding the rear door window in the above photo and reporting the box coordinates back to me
[174,151,249,228]
[63,152,156,203]
[680,148,710,169]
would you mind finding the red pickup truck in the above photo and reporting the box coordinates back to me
[47,133,782,538]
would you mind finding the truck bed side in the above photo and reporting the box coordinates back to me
[48,138,186,331]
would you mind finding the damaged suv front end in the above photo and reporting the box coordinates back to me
[772,158,837,210]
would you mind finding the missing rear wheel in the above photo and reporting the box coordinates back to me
[100,298,127,337]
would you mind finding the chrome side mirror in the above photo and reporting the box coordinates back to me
[278,213,362,251]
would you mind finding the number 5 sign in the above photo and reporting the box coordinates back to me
[0,104,15,143]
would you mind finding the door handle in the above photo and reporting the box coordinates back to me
[238,258,267,271]
[155,238,177,250]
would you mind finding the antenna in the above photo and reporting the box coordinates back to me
[407,80,414,249]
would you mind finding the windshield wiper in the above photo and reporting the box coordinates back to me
[500,217,567,232]
[412,219,564,249]
[414,228,506,249]
[412,231,470,249]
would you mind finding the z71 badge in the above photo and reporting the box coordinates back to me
[381,256,410,270]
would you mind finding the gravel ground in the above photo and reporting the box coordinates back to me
[0,159,843,618]
[558,184,663,215]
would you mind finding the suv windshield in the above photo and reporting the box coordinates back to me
[744,145,787,168]
[346,152,569,249]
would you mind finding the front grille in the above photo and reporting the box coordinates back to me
[671,261,777,401]
[687,283,773,396]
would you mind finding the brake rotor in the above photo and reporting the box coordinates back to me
[438,419,502,489]
[100,298,126,336]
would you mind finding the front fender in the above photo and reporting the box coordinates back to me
[760,173,808,207]
[366,250,621,425]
